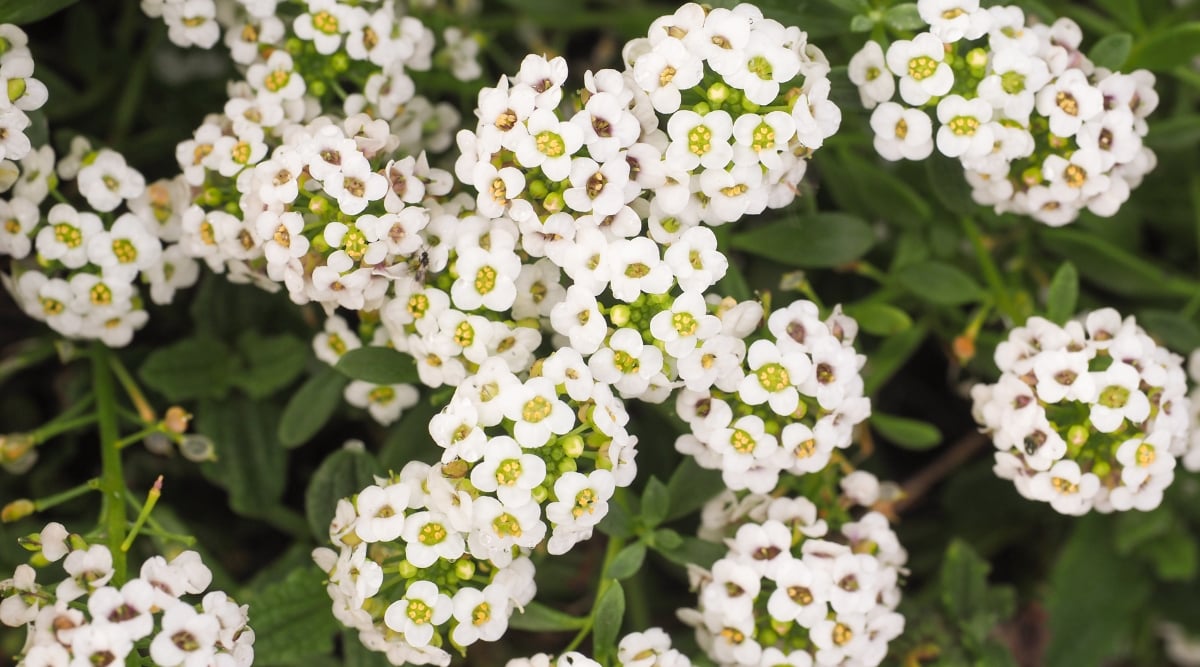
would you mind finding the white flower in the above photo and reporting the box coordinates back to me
[733,111,796,170]
[450,585,511,646]
[354,483,411,543]
[546,469,616,553]
[514,54,569,110]
[87,213,164,282]
[451,241,521,312]
[468,497,546,566]
[383,580,453,648]
[77,149,145,212]
[0,195,38,258]
[919,0,992,42]
[470,435,547,507]
[0,108,30,161]
[323,153,388,215]
[57,545,115,602]
[977,48,1050,123]
[886,33,954,106]
[650,291,722,359]
[1029,459,1100,515]
[73,623,136,667]
[739,340,810,416]
[344,381,419,426]
[665,110,734,172]
[589,327,665,398]
[1035,69,1103,137]
[505,377,574,448]
[513,108,584,181]
[550,286,608,355]
[247,50,306,100]
[663,226,727,293]
[633,38,704,114]
[37,204,104,269]
[563,157,631,218]
[292,0,357,54]
[139,550,213,607]
[608,237,672,302]
[935,95,994,158]
[849,41,895,108]
[402,511,466,568]
[163,0,220,48]
[88,579,157,640]
[726,24,802,105]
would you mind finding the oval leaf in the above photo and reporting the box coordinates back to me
[1127,22,1200,71]
[279,367,350,448]
[606,542,647,581]
[731,212,874,268]
[1045,262,1079,324]
[139,336,235,402]
[0,0,80,24]
[1040,227,1197,298]
[335,347,419,385]
[843,302,913,336]
[883,3,925,30]
[1087,32,1132,70]
[507,601,587,632]
[870,413,942,450]
[894,261,985,305]
[592,580,626,664]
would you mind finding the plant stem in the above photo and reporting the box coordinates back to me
[92,344,128,584]
[563,535,624,654]
[960,216,1019,324]
[108,352,156,423]
[894,430,989,514]
[34,478,100,512]
[32,413,98,445]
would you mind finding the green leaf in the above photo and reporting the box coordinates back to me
[1137,310,1200,354]
[823,0,869,14]
[607,542,647,581]
[822,151,933,229]
[335,347,419,385]
[849,14,875,32]
[1127,22,1200,71]
[654,536,727,569]
[666,457,727,522]
[731,213,875,268]
[1144,529,1199,581]
[305,443,384,542]
[641,477,669,529]
[883,3,925,30]
[651,528,683,550]
[592,580,626,665]
[925,155,976,216]
[1045,262,1079,324]
[597,499,636,540]
[232,331,307,399]
[139,336,235,402]
[507,601,588,632]
[279,367,350,448]
[843,302,913,336]
[249,567,339,665]
[197,397,286,517]
[1088,32,1133,69]
[863,324,927,395]
[0,0,80,24]
[870,413,942,450]
[939,540,1015,648]
[894,261,985,305]
[1045,515,1152,667]
[379,396,440,471]
[1040,227,1198,298]
[1092,0,1141,31]
[1146,114,1200,152]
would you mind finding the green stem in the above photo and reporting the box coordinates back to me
[34,478,101,512]
[115,426,165,450]
[0,338,56,387]
[122,477,162,552]
[31,406,98,444]
[563,535,625,654]
[108,352,156,423]
[123,494,195,547]
[92,344,128,585]
[960,216,1018,323]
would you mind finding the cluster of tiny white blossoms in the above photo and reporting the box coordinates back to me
[1187,350,1200,472]
[506,628,692,667]
[675,299,871,494]
[312,459,538,667]
[970,308,1192,515]
[680,472,906,667]
[850,0,1157,225]
[0,23,200,347]
[1,523,254,667]
[171,0,477,311]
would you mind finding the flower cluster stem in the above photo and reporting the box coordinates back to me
[92,344,128,584]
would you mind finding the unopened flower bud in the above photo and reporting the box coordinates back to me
[454,558,475,581]
[1,499,35,523]
[0,433,35,464]
[609,304,631,327]
[397,560,418,578]
[706,81,730,104]
[560,434,585,458]
[164,407,191,434]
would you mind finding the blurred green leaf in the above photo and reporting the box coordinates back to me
[250,567,339,666]
[139,336,235,401]
[1087,32,1133,69]
[1143,528,1198,581]
[1040,227,1199,298]
[197,397,286,518]
[849,14,875,32]
[0,0,80,24]
[884,3,925,30]
[232,331,307,399]
[732,212,875,268]
[305,444,384,543]
[940,540,1016,649]
[925,155,976,216]
[607,542,648,581]
[1045,262,1079,324]
[335,347,419,385]
[894,261,985,305]
[1146,114,1200,152]
[1092,0,1141,31]
[666,457,726,522]
[1046,515,1152,667]
[508,601,588,632]
[592,580,625,664]
[641,476,669,529]
[870,413,942,450]
[1137,310,1200,354]
[279,367,349,448]
[654,536,726,569]
[1127,22,1200,70]
[844,302,913,336]
[864,324,927,395]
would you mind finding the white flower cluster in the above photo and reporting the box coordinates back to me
[971,309,1192,514]
[681,476,905,667]
[312,459,537,667]
[458,2,837,239]
[850,0,1157,226]
[143,0,484,89]
[1187,350,1200,472]
[172,0,473,310]
[1,523,254,667]
[506,628,691,667]
[0,25,48,164]
[313,315,421,426]
[676,300,870,494]
[1,134,200,346]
